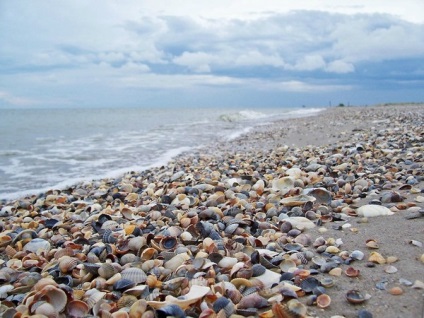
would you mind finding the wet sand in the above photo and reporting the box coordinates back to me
[0,104,423,318]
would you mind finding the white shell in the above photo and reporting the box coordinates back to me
[357,205,394,217]
[253,269,281,288]
[284,217,316,229]
[272,177,295,194]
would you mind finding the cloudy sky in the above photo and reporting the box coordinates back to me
[1,0,423,108]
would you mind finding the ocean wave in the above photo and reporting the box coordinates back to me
[218,110,269,122]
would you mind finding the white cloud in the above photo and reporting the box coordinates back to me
[173,52,214,72]
[1,1,423,107]
[290,55,326,71]
[325,60,355,73]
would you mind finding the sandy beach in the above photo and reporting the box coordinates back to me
[0,104,423,318]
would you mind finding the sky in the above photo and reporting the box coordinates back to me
[1,0,423,109]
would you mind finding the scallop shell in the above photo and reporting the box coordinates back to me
[212,297,235,316]
[59,256,79,273]
[98,263,118,279]
[357,205,394,217]
[121,268,147,284]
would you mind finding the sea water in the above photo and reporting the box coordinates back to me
[0,106,324,200]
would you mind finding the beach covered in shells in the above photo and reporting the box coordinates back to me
[0,104,423,318]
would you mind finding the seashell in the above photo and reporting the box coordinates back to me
[346,289,365,304]
[345,266,360,277]
[328,267,342,276]
[121,268,147,284]
[59,256,79,273]
[113,278,136,292]
[272,299,307,318]
[388,286,403,295]
[124,285,149,297]
[156,305,186,318]
[212,297,235,316]
[34,301,58,317]
[117,295,138,309]
[272,177,295,194]
[357,205,394,217]
[237,293,268,309]
[280,195,316,207]
[23,238,51,254]
[311,255,326,266]
[325,246,340,254]
[365,239,379,249]
[140,248,158,261]
[98,263,118,279]
[160,236,178,250]
[306,188,332,205]
[294,233,312,246]
[301,277,321,293]
[37,285,68,313]
[279,259,297,272]
[283,217,315,229]
[66,300,89,318]
[384,265,398,274]
[409,240,423,247]
[411,280,424,289]
[164,252,190,271]
[102,229,117,244]
[252,264,266,277]
[350,250,364,260]
[320,277,335,288]
[368,252,386,264]
[128,299,148,318]
[316,293,331,309]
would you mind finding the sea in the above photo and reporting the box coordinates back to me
[0,106,325,201]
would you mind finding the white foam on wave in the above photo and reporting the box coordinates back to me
[0,146,193,201]
[226,127,254,141]
[218,110,269,122]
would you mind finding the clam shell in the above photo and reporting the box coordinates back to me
[38,285,68,313]
[272,177,295,194]
[306,188,332,205]
[213,297,235,316]
[66,300,89,318]
[346,290,365,304]
[23,238,51,254]
[357,205,394,217]
[316,293,331,309]
[237,293,268,309]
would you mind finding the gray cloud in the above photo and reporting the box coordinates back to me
[0,3,423,107]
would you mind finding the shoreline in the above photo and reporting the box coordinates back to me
[0,104,423,318]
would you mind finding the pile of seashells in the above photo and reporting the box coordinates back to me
[0,106,423,318]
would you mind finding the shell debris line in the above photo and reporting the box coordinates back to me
[0,105,423,318]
